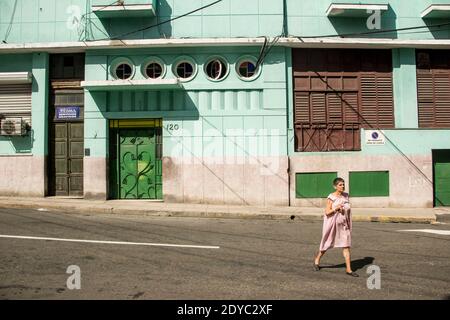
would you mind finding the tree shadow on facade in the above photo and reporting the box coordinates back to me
[319,256,375,272]
[328,5,397,39]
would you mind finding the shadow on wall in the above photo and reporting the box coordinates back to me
[0,130,33,153]
[95,0,173,40]
[423,18,450,40]
[328,5,398,39]
[92,89,199,118]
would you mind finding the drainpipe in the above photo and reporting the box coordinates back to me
[283,0,291,207]
[282,0,288,37]
[285,45,292,207]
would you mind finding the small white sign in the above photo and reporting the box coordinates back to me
[365,130,385,145]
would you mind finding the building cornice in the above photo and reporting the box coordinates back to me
[0,37,449,53]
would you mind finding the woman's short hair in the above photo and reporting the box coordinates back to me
[333,177,345,186]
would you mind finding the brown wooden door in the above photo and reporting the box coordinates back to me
[48,54,85,196]
[49,121,84,196]
[48,89,84,197]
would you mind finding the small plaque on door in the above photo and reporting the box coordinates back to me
[55,106,80,120]
[84,148,90,156]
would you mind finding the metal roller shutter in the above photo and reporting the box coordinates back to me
[0,83,32,125]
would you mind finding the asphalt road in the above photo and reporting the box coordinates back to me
[0,207,449,300]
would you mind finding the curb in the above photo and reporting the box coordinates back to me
[0,201,437,224]
[435,213,450,223]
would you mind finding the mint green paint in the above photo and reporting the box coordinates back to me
[362,129,450,155]
[92,0,156,18]
[393,48,419,129]
[84,118,108,157]
[285,46,295,156]
[286,46,450,157]
[1,0,448,44]
[84,90,108,157]
[0,54,33,155]
[87,46,287,89]
[85,55,108,81]
[287,0,450,40]
[289,128,450,157]
[31,52,49,156]
[84,47,289,158]
[1,0,284,43]
[0,54,32,72]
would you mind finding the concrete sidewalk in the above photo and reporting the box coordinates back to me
[1,196,449,224]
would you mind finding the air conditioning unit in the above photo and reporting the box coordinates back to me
[0,117,27,136]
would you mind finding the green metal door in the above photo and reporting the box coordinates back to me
[114,128,162,199]
[434,150,450,207]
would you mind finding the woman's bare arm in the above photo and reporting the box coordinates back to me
[325,199,337,217]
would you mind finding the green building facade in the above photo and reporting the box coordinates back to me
[0,0,449,208]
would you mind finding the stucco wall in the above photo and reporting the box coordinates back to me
[162,156,288,206]
[0,155,46,196]
[290,153,434,208]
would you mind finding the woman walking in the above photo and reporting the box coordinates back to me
[313,177,359,277]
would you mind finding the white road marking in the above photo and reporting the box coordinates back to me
[398,229,450,235]
[37,208,48,211]
[0,234,220,249]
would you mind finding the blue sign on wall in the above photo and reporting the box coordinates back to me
[56,106,80,120]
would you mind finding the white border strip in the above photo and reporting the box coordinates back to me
[398,229,450,235]
[1,37,450,53]
[421,4,450,18]
[326,4,388,16]
[0,234,221,249]
[92,4,154,13]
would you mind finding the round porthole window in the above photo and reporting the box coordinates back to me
[173,57,197,82]
[114,62,133,80]
[145,62,164,79]
[205,57,228,81]
[236,57,261,81]
[176,62,194,78]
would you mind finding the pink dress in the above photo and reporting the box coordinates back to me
[319,192,352,251]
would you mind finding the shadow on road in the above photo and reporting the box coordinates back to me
[320,256,375,271]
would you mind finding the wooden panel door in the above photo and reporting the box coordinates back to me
[49,122,84,196]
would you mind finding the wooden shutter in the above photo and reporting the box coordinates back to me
[327,93,343,124]
[293,49,393,152]
[417,72,435,127]
[311,93,326,123]
[342,92,359,124]
[417,50,450,128]
[294,92,310,125]
[434,74,450,127]
[360,73,394,129]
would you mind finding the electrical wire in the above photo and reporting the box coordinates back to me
[92,0,223,41]
[71,2,444,200]
[255,35,282,71]
[309,73,437,193]
[2,0,19,44]
[290,21,450,196]
[297,21,450,39]
[77,0,121,41]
